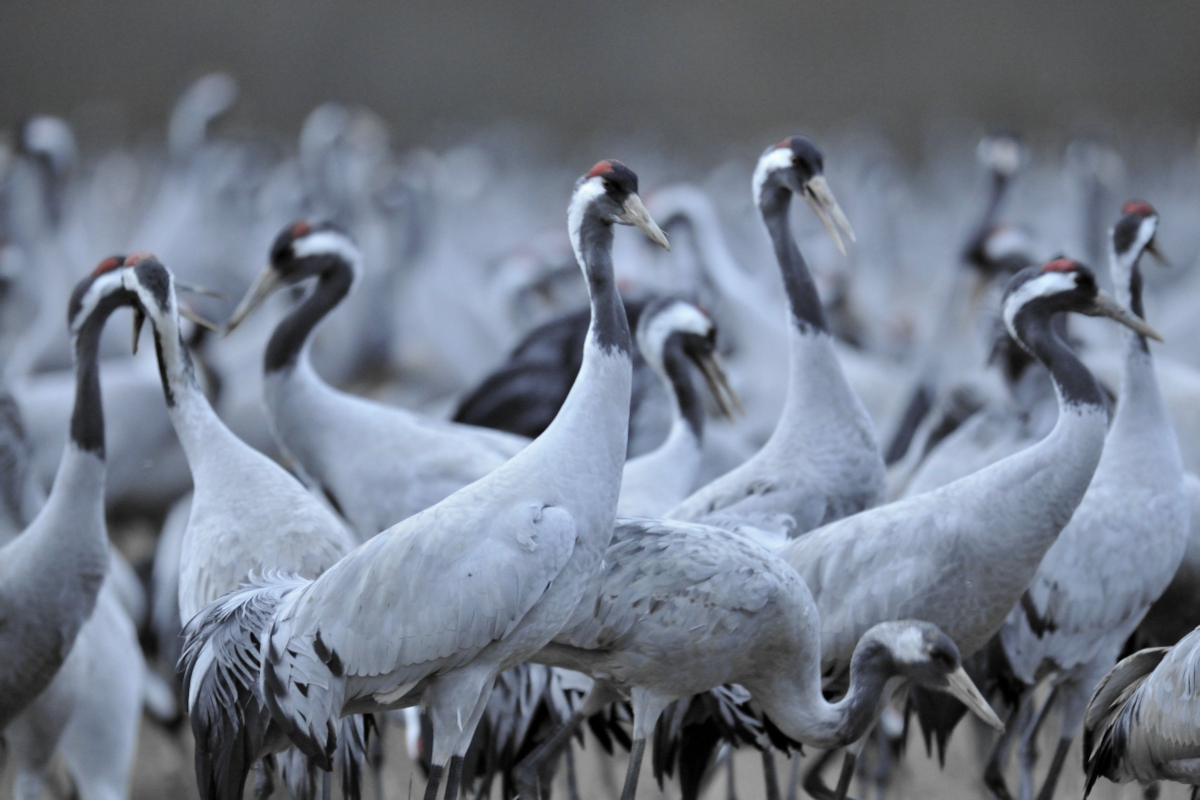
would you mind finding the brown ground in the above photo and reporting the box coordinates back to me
[2,706,1189,800]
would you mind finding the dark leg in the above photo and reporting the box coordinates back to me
[620,739,648,800]
[1141,782,1160,800]
[253,758,276,800]
[984,695,1030,800]
[372,721,387,800]
[832,750,857,800]
[786,754,801,800]
[1018,687,1059,800]
[565,739,580,800]
[871,723,892,800]
[725,747,736,800]
[762,749,782,800]
[1189,785,1199,800]
[321,770,332,800]
[1032,739,1070,800]
[423,764,445,800]
[802,749,841,800]
[444,756,465,800]
[513,709,587,800]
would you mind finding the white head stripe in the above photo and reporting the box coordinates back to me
[292,230,362,267]
[638,301,713,373]
[752,146,793,206]
[1002,271,1077,339]
[567,176,607,269]
[72,271,128,330]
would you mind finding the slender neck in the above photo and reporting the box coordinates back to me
[151,310,239,468]
[1112,247,1151,355]
[962,172,1008,264]
[578,219,632,357]
[758,636,895,749]
[265,259,355,374]
[1016,312,1105,411]
[659,337,703,442]
[760,187,828,334]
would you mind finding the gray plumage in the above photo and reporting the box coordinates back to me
[1084,628,1200,790]
[667,138,882,544]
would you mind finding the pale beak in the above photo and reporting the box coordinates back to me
[943,667,1005,732]
[618,193,670,250]
[180,304,221,333]
[225,267,283,334]
[176,281,228,300]
[692,349,744,420]
[132,308,146,355]
[1145,237,1170,267]
[802,175,856,257]
[1087,290,1164,342]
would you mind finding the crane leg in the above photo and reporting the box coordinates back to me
[444,755,465,800]
[1032,739,1069,800]
[785,753,801,800]
[762,749,783,800]
[1017,686,1059,800]
[513,709,587,800]
[620,738,648,800]
[565,736,580,800]
[984,692,1032,800]
[725,746,736,800]
[423,763,445,800]
[802,748,840,800]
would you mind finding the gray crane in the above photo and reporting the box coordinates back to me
[777,257,1161,796]
[0,257,133,732]
[179,160,669,800]
[120,254,365,800]
[986,203,1189,800]
[515,518,1003,800]
[667,136,882,544]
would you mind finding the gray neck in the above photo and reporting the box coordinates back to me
[69,293,131,457]
[578,218,632,356]
[757,635,894,749]
[761,187,828,334]
[1014,312,1105,411]
[660,337,703,441]
[265,258,354,374]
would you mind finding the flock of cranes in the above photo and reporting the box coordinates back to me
[3,73,1200,800]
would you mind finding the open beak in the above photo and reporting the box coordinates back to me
[180,304,221,334]
[225,267,282,334]
[176,281,228,300]
[690,348,744,420]
[802,175,856,257]
[618,193,670,250]
[1145,237,1170,267]
[1087,290,1164,342]
[943,667,1005,732]
[132,308,146,355]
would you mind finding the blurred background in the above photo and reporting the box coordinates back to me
[3,0,1200,156]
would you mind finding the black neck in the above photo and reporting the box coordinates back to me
[1127,253,1150,354]
[963,173,1009,265]
[265,258,355,373]
[579,218,632,355]
[761,187,828,334]
[152,327,199,408]
[661,336,704,440]
[835,638,895,745]
[70,294,129,456]
[1014,310,1104,409]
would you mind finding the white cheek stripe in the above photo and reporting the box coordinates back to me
[1003,271,1077,340]
[639,301,713,370]
[568,177,607,269]
[293,231,362,269]
[752,146,793,206]
[72,271,128,331]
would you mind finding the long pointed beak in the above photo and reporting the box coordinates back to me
[943,667,1004,732]
[132,308,146,355]
[1145,237,1170,267]
[176,281,228,300]
[1087,290,1164,342]
[692,349,744,420]
[180,304,221,333]
[802,175,856,257]
[618,193,670,250]
[225,267,282,334]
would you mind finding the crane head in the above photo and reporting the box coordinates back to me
[753,136,855,256]
[1002,258,1162,348]
[225,220,361,334]
[1112,201,1165,265]
[637,298,742,420]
